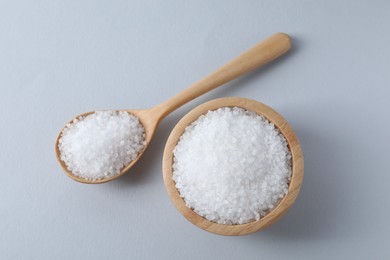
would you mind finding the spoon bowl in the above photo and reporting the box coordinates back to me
[55,33,292,183]
[162,97,304,235]
[55,108,161,184]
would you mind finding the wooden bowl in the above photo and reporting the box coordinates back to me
[162,97,304,236]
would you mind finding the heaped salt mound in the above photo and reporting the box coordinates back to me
[173,107,292,225]
[58,111,145,181]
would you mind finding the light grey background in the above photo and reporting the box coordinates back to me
[1,1,389,259]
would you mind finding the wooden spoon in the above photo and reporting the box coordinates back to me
[55,33,292,184]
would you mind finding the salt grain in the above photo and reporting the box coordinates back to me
[173,107,292,225]
[58,111,145,180]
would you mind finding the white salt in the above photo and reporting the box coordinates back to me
[58,111,145,180]
[173,107,292,225]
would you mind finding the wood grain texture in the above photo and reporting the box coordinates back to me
[162,97,304,236]
[55,33,292,184]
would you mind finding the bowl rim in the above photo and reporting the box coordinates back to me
[162,97,304,236]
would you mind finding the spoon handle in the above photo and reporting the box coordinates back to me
[152,32,291,120]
